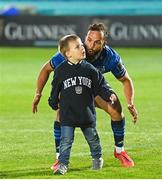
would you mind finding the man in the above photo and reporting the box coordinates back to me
[32,23,138,168]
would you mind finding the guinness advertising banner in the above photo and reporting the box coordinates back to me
[0,16,162,47]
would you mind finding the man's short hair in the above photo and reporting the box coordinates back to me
[88,23,108,39]
[59,34,79,57]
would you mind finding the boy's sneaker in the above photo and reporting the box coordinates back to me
[92,157,103,170]
[51,159,59,170]
[114,149,134,167]
[53,162,67,175]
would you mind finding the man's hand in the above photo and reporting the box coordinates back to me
[128,104,138,123]
[32,93,42,113]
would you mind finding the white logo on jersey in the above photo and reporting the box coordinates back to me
[75,86,82,94]
[63,77,77,89]
[78,76,91,88]
[63,76,92,90]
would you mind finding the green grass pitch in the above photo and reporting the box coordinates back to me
[0,47,162,179]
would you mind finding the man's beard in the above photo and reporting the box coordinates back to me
[85,48,102,62]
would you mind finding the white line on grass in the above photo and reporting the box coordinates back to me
[0,129,162,135]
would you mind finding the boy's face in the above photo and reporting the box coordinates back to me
[66,38,86,61]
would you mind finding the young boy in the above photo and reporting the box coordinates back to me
[48,34,116,175]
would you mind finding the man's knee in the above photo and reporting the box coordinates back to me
[95,95,123,120]
[112,98,122,114]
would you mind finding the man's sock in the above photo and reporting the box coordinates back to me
[115,146,124,153]
[54,121,61,159]
[111,118,125,153]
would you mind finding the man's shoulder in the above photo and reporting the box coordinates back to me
[52,52,65,60]
[101,45,120,65]
[50,52,65,69]
[103,45,119,57]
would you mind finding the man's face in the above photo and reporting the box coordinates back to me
[84,30,105,58]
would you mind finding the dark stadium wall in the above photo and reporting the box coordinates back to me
[0,15,162,47]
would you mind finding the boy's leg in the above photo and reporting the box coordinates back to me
[52,126,75,175]
[59,126,75,166]
[81,127,103,170]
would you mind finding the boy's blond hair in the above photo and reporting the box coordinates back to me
[58,34,79,58]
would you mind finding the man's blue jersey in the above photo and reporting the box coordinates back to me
[50,45,126,79]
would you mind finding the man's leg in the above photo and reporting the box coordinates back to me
[54,121,61,159]
[51,110,61,169]
[95,95,134,167]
